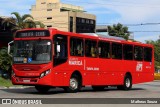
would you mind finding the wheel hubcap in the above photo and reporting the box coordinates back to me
[70,78,78,90]
[125,78,131,88]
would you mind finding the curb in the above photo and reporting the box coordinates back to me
[0,86,32,89]
[0,80,159,89]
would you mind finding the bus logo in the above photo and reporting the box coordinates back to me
[69,58,83,66]
[136,62,143,71]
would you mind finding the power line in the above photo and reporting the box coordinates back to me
[125,23,160,26]
[63,0,160,8]
[97,23,160,26]
[130,31,160,33]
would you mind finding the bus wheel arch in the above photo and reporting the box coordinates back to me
[64,70,82,93]
[125,72,132,89]
[117,72,132,90]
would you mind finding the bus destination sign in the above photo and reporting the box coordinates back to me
[16,30,50,38]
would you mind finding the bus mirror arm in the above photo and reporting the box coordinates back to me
[8,41,14,57]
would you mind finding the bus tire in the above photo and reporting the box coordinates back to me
[92,86,105,91]
[35,85,50,93]
[64,74,81,93]
[117,74,132,90]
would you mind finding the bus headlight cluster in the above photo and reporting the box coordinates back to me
[40,69,51,78]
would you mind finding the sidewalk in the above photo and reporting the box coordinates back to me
[0,86,32,89]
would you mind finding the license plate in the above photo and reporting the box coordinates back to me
[23,80,30,83]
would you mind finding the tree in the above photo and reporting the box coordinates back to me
[1,12,45,33]
[0,17,18,32]
[11,12,45,29]
[108,23,130,40]
[0,13,45,79]
[145,39,160,70]
[0,47,12,77]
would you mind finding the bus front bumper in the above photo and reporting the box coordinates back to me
[11,73,53,86]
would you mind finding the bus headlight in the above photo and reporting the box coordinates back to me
[45,69,50,75]
[40,69,51,78]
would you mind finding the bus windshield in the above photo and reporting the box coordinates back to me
[13,40,52,64]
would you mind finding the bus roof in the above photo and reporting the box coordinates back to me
[57,29,153,47]
[15,28,153,47]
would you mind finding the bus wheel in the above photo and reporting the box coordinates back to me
[64,75,81,93]
[92,86,105,91]
[117,74,132,90]
[35,85,50,93]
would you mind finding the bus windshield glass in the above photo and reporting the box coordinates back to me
[13,40,52,64]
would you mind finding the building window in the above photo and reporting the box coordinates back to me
[70,17,73,22]
[76,17,95,33]
[85,40,97,57]
[76,18,81,23]
[70,17,73,32]
[70,37,84,56]
[86,19,89,24]
[81,19,85,23]
[47,17,52,20]
[90,20,94,24]
[47,9,52,11]
[47,25,52,28]
[41,2,46,4]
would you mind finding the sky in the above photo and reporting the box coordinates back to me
[0,0,160,42]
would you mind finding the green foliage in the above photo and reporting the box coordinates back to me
[11,12,45,29]
[0,47,12,73]
[0,77,13,87]
[107,23,130,40]
[1,12,45,32]
[145,40,160,70]
[0,17,18,32]
[2,12,45,31]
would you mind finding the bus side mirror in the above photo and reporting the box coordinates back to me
[8,41,14,57]
[57,45,61,52]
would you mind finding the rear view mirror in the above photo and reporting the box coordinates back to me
[57,45,60,52]
[8,41,14,57]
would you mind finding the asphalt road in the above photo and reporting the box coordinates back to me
[0,80,160,98]
[0,81,160,107]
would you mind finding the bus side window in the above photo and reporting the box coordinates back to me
[134,46,143,61]
[144,47,152,62]
[70,37,84,56]
[98,41,110,58]
[112,43,122,59]
[53,34,68,66]
[85,40,97,58]
[123,44,133,60]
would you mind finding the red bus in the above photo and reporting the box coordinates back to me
[9,28,154,93]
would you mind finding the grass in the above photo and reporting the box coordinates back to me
[0,76,13,88]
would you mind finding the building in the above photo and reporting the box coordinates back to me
[96,25,108,32]
[31,0,96,33]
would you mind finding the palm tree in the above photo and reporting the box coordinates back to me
[11,12,45,29]
[107,23,130,40]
